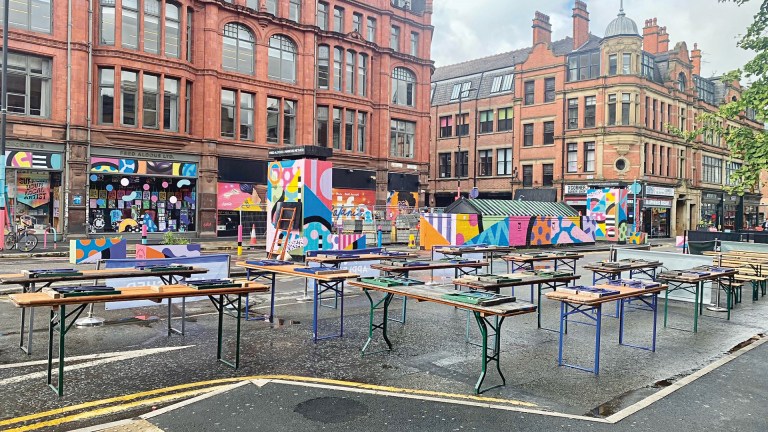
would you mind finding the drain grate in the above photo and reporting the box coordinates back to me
[294,397,368,424]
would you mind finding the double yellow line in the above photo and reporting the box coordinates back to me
[1,375,536,432]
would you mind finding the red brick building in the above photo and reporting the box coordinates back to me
[0,0,433,238]
[429,1,762,238]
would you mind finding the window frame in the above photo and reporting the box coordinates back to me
[268,34,297,83]
[478,149,493,177]
[523,123,534,147]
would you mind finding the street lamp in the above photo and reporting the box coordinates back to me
[456,87,477,200]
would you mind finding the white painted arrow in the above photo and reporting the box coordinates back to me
[0,345,194,385]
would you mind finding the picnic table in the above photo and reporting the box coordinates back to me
[656,266,738,332]
[347,279,536,394]
[0,266,209,354]
[432,245,516,274]
[8,282,269,396]
[236,261,359,342]
[582,259,662,284]
[545,280,668,374]
[305,251,416,268]
[502,252,584,273]
[453,271,580,328]
[705,251,768,301]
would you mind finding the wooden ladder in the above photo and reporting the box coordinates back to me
[268,206,297,260]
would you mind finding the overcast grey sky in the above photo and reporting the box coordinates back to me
[431,0,760,78]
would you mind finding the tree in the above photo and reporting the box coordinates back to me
[707,0,768,194]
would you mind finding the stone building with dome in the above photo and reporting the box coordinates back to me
[428,0,763,238]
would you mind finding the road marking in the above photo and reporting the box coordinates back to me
[0,346,191,370]
[0,346,193,386]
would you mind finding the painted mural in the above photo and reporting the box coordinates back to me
[587,188,629,242]
[329,234,368,250]
[386,191,419,220]
[135,244,202,259]
[332,189,375,222]
[69,237,127,264]
[217,182,265,211]
[5,151,62,170]
[90,158,198,178]
[266,159,333,256]
[419,213,596,249]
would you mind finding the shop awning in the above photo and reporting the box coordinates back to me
[443,198,578,217]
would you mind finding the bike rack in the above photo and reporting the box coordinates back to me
[43,228,58,249]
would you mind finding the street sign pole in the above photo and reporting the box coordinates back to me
[0,0,11,250]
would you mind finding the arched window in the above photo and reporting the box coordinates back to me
[678,72,687,92]
[165,2,181,58]
[317,45,330,89]
[268,35,297,83]
[223,23,254,75]
[0,0,52,33]
[392,67,416,107]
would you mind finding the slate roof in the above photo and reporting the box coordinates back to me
[443,199,578,217]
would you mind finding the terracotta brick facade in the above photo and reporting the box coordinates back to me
[1,0,433,237]
[429,2,763,237]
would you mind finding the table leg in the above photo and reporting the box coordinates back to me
[726,277,732,321]
[664,285,670,328]
[473,312,505,394]
[214,294,243,369]
[652,294,658,352]
[594,305,602,374]
[19,282,35,354]
[693,281,700,333]
[557,302,566,366]
[46,304,87,396]
[361,290,393,355]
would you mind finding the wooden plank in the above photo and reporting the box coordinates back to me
[0,267,209,285]
[235,262,359,281]
[8,283,270,308]
[545,283,668,306]
[370,261,488,273]
[305,253,417,264]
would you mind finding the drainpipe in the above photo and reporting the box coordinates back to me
[63,0,72,238]
[85,0,94,235]
[560,62,567,203]
[0,0,8,249]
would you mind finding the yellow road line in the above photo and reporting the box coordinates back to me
[4,385,231,432]
[1,375,535,429]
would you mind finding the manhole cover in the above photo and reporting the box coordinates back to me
[294,397,368,423]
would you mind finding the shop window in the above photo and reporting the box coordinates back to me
[87,171,197,234]
[7,170,61,233]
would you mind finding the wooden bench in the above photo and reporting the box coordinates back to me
[711,256,768,302]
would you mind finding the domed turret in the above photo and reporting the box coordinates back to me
[605,2,639,38]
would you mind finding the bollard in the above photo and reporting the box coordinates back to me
[43,230,47,249]
[141,225,148,245]
[377,228,383,248]
[408,234,416,249]
[237,224,243,256]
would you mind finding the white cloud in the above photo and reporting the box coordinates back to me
[432,0,760,77]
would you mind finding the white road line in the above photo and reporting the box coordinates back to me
[0,345,194,385]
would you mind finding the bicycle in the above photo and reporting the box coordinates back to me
[3,216,39,252]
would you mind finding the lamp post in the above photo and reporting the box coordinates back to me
[456,87,477,200]
[0,0,10,250]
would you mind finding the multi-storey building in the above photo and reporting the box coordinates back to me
[429,1,762,238]
[0,0,433,238]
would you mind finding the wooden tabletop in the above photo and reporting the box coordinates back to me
[655,269,737,283]
[348,280,537,317]
[434,246,516,254]
[453,272,580,292]
[305,253,416,265]
[583,260,662,273]
[501,253,584,263]
[235,262,360,281]
[545,283,668,306]
[8,283,270,308]
[0,267,209,285]
[370,261,488,273]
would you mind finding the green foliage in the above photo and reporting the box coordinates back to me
[162,231,190,245]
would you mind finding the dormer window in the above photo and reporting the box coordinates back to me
[678,72,687,92]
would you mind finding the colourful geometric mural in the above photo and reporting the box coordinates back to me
[90,158,198,178]
[332,189,375,222]
[217,182,265,211]
[386,191,419,220]
[5,151,62,170]
[420,213,596,249]
[628,231,647,245]
[135,244,202,259]
[69,237,127,264]
[587,188,628,242]
[329,234,368,250]
[266,158,333,257]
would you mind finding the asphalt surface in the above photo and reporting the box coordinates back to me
[1,245,766,431]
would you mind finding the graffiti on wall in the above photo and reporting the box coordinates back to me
[587,188,628,242]
[386,191,419,220]
[332,189,374,222]
[6,151,62,170]
[419,213,596,249]
[217,182,265,211]
[69,237,127,264]
[266,159,333,256]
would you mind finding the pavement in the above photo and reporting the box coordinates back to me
[4,240,763,431]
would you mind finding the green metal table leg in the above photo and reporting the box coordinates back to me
[473,312,506,395]
[235,295,242,368]
[362,290,393,355]
[693,282,700,333]
[663,286,670,328]
[537,283,542,328]
[216,295,224,363]
[46,305,66,397]
[727,277,732,321]
[752,281,759,302]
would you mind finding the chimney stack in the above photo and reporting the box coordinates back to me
[658,27,670,52]
[572,1,590,49]
[643,18,659,54]
[691,43,702,76]
[532,11,552,46]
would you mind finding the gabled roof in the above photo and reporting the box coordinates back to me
[443,199,579,217]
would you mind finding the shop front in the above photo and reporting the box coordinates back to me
[722,194,740,232]
[88,149,199,235]
[332,168,377,224]
[4,141,65,234]
[742,194,762,230]
[699,191,722,231]
[640,185,675,238]
[216,157,268,238]
[563,184,589,215]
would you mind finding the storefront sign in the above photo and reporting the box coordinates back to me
[5,150,62,170]
[565,200,587,206]
[268,146,333,160]
[643,198,673,208]
[90,157,198,177]
[7,140,65,153]
[91,147,200,163]
[564,184,589,195]
[16,172,50,208]
[332,189,375,221]
[645,185,675,197]
[702,192,721,203]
